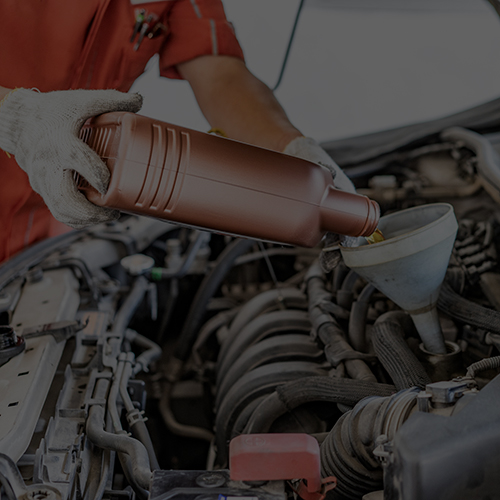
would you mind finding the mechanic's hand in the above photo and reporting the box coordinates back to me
[283,136,356,193]
[283,136,357,272]
[0,88,143,228]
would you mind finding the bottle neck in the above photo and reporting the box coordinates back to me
[319,186,380,237]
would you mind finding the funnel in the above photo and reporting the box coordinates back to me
[340,203,458,354]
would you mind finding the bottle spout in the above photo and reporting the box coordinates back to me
[319,186,380,237]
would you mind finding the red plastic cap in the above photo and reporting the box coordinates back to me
[229,434,322,493]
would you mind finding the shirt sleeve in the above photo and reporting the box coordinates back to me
[159,0,245,80]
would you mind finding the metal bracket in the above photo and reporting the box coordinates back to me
[21,320,84,343]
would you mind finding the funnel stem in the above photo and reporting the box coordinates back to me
[410,307,447,354]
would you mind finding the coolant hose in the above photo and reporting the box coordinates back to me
[130,421,160,471]
[119,353,160,471]
[125,329,162,375]
[244,376,395,433]
[113,276,150,335]
[372,312,431,390]
[174,238,255,362]
[86,405,152,490]
[438,281,500,334]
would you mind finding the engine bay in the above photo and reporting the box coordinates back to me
[1,124,500,500]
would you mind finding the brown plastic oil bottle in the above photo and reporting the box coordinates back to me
[79,112,379,247]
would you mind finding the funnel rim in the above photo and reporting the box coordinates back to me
[341,202,456,255]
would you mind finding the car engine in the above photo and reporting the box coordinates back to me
[1,123,500,500]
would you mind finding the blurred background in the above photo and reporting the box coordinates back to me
[132,0,500,143]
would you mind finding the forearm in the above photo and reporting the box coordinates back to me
[177,56,302,152]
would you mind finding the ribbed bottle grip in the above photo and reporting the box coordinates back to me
[134,125,187,212]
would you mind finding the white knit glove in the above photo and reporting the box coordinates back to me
[283,136,357,272]
[0,88,143,228]
[282,136,356,193]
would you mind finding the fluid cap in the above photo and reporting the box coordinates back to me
[120,254,155,276]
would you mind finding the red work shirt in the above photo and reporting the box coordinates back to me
[0,0,244,263]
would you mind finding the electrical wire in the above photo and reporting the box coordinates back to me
[273,0,306,91]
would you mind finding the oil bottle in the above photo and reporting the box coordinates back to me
[79,112,380,247]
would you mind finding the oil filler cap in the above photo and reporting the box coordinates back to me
[229,434,336,500]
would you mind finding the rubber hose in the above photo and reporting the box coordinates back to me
[438,281,500,334]
[466,355,500,378]
[117,452,149,500]
[317,321,377,382]
[193,307,240,359]
[372,312,431,390]
[114,276,150,335]
[333,263,350,292]
[307,263,376,382]
[306,261,334,308]
[244,376,395,433]
[125,329,162,375]
[348,283,376,352]
[174,238,255,362]
[159,381,214,442]
[130,420,160,471]
[86,405,152,490]
[336,270,359,310]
